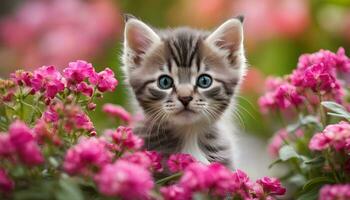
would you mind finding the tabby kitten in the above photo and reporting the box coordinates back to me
[122,14,247,169]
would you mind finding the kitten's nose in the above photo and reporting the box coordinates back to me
[178,96,193,106]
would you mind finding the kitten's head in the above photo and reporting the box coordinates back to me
[122,15,246,125]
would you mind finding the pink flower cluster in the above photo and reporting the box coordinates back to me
[161,162,286,199]
[63,137,112,176]
[319,184,350,200]
[259,48,350,113]
[104,126,144,152]
[103,103,132,123]
[0,121,44,166]
[167,153,196,173]
[94,160,154,200]
[0,0,121,69]
[10,60,118,104]
[309,121,350,151]
[122,151,163,173]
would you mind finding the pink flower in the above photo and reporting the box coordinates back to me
[207,163,236,197]
[0,134,14,158]
[335,47,350,72]
[10,70,33,87]
[145,150,163,172]
[160,184,191,200]
[274,83,304,109]
[63,60,94,85]
[43,105,60,123]
[121,151,162,172]
[63,137,112,176]
[178,162,210,192]
[319,184,350,200]
[302,63,339,93]
[94,160,154,200]
[8,121,44,166]
[33,119,61,146]
[256,177,286,196]
[102,103,131,123]
[89,68,118,92]
[309,133,330,151]
[76,82,94,97]
[110,126,143,151]
[268,129,304,157]
[309,121,350,151]
[31,65,65,99]
[167,153,195,173]
[0,168,14,192]
[73,112,94,131]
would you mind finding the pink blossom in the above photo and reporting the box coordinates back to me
[268,129,304,157]
[160,184,191,200]
[8,121,44,166]
[73,112,94,131]
[33,119,61,146]
[63,137,112,176]
[0,134,14,158]
[319,184,350,200]
[43,105,60,123]
[102,103,131,123]
[110,126,143,151]
[10,70,33,87]
[302,63,339,93]
[94,160,154,200]
[31,65,65,99]
[206,163,236,197]
[167,153,195,173]
[309,121,350,151]
[76,82,93,97]
[335,47,350,72]
[145,150,163,172]
[256,177,286,196]
[0,168,14,192]
[121,151,162,172]
[89,68,118,92]
[63,60,94,85]
[178,162,210,192]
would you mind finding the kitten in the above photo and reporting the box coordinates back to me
[122,14,247,169]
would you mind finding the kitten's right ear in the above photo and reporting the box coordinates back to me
[124,15,160,63]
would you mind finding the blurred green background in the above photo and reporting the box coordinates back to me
[0,0,349,139]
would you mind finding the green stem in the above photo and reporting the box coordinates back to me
[318,94,327,127]
[156,172,182,185]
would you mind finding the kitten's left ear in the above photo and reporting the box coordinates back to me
[206,17,244,62]
[124,15,161,65]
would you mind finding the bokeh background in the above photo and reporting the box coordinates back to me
[0,0,349,142]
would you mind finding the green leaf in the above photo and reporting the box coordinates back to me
[321,101,350,120]
[297,186,320,200]
[302,177,334,193]
[279,145,300,161]
[268,159,283,169]
[55,177,83,200]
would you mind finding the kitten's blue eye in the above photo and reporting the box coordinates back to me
[158,75,173,89]
[197,74,212,88]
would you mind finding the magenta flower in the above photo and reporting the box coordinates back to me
[268,128,304,157]
[31,65,65,99]
[43,105,60,123]
[63,60,94,85]
[89,68,118,92]
[123,151,163,172]
[319,184,350,200]
[0,134,14,158]
[178,162,210,192]
[10,70,33,87]
[302,63,339,93]
[309,121,350,151]
[110,126,144,151]
[63,137,112,176]
[335,47,350,72]
[274,83,304,109]
[8,121,44,166]
[145,150,163,172]
[102,103,132,123]
[76,82,94,97]
[0,168,14,192]
[160,184,191,200]
[72,112,94,131]
[94,160,154,200]
[167,153,195,173]
[206,163,236,197]
[256,177,286,196]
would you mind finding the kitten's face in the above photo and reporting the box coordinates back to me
[123,16,246,125]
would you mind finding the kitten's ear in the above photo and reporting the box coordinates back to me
[206,17,244,62]
[124,15,160,63]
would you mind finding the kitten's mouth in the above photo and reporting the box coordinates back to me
[175,108,196,115]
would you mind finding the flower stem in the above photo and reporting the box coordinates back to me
[156,172,182,185]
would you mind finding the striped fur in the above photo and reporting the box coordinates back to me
[122,16,247,169]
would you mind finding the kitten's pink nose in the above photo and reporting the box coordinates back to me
[178,96,193,107]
